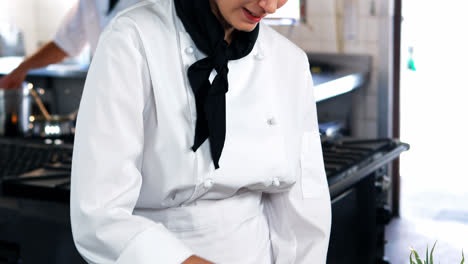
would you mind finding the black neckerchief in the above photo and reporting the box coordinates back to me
[108,0,119,14]
[174,0,259,169]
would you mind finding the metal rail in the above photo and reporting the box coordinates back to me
[329,142,409,198]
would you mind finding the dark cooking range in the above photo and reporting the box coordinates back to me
[323,138,409,264]
[0,138,72,202]
[0,136,408,264]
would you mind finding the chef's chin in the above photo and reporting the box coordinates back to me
[234,22,258,32]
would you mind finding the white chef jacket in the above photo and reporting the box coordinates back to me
[54,0,141,56]
[70,0,332,263]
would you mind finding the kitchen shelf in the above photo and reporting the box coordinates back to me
[308,53,372,102]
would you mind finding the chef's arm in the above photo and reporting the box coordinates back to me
[1,0,87,90]
[17,41,68,71]
[71,17,198,264]
[263,62,332,263]
[0,41,67,89]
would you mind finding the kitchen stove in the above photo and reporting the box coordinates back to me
[0,138,72,201]
[0,137,408,203]
[322,138,408,264]
[0,136,408,264]
[322,138,409,198]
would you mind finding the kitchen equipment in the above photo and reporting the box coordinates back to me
[0,137,72,200]
[27,85,78,138]
[28,85,51,121]
[0,136,408,263]
[0,138,71,178]
[25,85,76,138]
[0,82,32,136]
[0,82,76,138]
[319,121,345,137]
[29,114,75,138]
[0,137,409,203]
[323,138,409,264]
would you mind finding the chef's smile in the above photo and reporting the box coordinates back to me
[241,7,265,23]
[210,0,288,33]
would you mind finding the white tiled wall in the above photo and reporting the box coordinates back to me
[273,0,393,138]
[0,0,37,55]
[0,0,75,55]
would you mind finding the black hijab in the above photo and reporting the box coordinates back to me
[174,0,260,169]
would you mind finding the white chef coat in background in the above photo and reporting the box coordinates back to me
[54,0,141,56]
[70,0,332,263]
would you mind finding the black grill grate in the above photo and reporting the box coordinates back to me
[0,138,396,203]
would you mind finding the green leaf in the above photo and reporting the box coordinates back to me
[413,249,424,264]
[430,241,437,264]
[410,250,416,264]
[461,250,464,264]
[426,245,429,264]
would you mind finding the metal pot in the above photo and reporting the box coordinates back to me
[28,114,76,138]
[0,82,32,136]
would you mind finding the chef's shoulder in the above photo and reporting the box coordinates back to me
[101,0,174,43]
[260,23,310,73]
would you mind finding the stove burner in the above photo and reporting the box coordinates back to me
[322,139,393,180]
[1,139,72,202]
[0,137,408,203]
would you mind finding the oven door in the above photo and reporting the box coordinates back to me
[327,174,378,264]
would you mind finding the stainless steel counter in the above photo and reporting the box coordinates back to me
[0,56,88,79]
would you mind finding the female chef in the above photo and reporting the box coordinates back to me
[0,0,140,89]
[71,0,332,263]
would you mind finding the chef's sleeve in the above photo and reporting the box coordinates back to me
[70,17,194,264]
[264,63,332,263]
[53,0,87,57]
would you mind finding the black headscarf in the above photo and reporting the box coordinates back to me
[174,0,260,169]
[108,0,119,14]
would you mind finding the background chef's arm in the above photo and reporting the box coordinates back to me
[0,42,67,89]
[264,63,332,263]
[71,18,194,264]
[54,0,88,57]
[0,0,82,89]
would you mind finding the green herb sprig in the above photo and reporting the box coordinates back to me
[409,241,464,264]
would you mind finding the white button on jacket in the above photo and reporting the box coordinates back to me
[54,0,141,56]
[203,179,214,189]
[71,0,332,263]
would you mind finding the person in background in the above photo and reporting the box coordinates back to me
[71,0,332,263]
[0,0,140,89]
